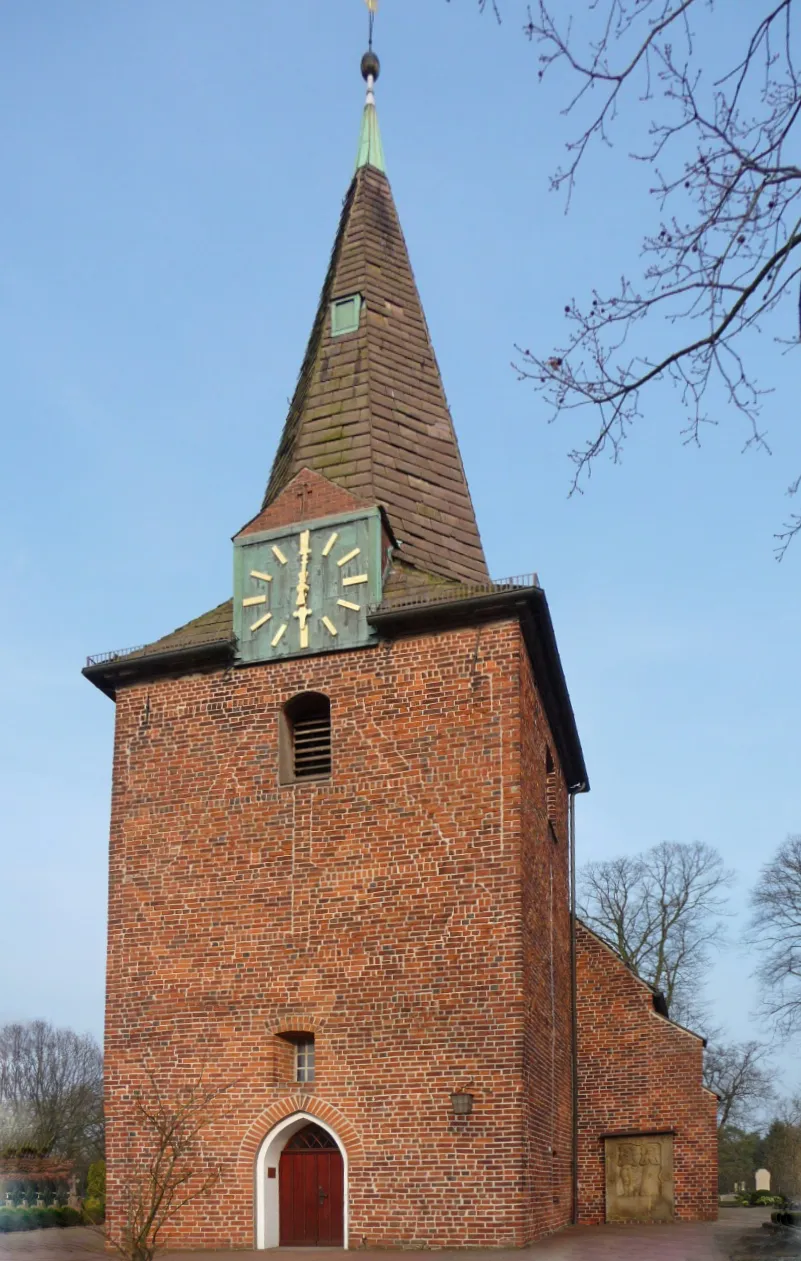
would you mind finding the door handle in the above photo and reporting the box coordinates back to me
[318,1188,328,1204]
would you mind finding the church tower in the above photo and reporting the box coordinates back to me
[86,52,588,1250]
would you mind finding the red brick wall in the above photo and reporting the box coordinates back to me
[236,468,368,537]
[520,648,574,1238]
[104,618,571,1249]
[575,923,718,1224]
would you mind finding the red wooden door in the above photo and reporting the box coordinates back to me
[279,1125,344,1246]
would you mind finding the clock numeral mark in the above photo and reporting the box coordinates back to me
[299,529,311,557]
[271,623,288,647]
[322,532,339,557]
[272,545,288,565]
[337,599,361,612]
[321,616,338,638]
[250,570,272,583]
[337,547,361,567]
[242,595,267,607]
[250,613,272,633]
[342,573,368,587]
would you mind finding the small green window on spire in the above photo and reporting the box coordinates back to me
[331,294,362,337]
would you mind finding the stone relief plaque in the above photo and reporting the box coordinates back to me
[604,1134,675,1222]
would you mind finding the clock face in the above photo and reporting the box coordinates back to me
[233,508,383,663]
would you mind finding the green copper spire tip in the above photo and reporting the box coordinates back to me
[356,50,386,174]
[356,103,386,173]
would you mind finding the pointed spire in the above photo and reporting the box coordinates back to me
[356,50,386,174]
[263,54,488,588]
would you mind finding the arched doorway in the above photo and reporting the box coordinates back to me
[254,1112,348,1249]
[279,1124,344,1245]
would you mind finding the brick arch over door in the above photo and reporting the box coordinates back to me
[238,1094,364,1174]
[241,1098,363,1250]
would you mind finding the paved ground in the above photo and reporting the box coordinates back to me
[0,1212,798,1260]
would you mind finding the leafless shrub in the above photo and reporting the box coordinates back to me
[104,1069,231,1261]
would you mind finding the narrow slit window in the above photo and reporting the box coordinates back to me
[280,692,332,784]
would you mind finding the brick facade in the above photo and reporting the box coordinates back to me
[575,922,719,1224]
[237,469,370,539]
[94,77,719,1249]
[105,618,575,1249]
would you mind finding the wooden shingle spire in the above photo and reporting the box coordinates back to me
[263,57,488,587]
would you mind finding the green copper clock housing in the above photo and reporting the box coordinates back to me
[233,508,384,664]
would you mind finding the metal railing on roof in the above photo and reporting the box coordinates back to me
[85,645,148,668]
[370,573,540,615]
[86,576,541,666]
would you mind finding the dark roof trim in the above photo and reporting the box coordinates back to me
[82,639,235,700]
[368,584,588,791]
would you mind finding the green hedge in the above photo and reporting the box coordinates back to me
[0,1206,82,1232]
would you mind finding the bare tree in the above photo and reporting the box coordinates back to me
[578,840,734,1024]
[748,834,801,1037]
[760,1099,801,1197]
[105,1069,230,1261]
[470,0,801,555]
[0,1021,103,1163]
[703,1039,774,1130]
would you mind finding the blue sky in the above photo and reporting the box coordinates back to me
[1,2,799,1099]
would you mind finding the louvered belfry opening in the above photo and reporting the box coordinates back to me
[283,692,331,783]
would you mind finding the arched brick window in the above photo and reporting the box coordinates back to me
[279,693,332,785]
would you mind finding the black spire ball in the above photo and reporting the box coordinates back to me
[361,50,380,82]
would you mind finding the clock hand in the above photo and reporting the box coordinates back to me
[293,604,312,648]
[296,529,311,607]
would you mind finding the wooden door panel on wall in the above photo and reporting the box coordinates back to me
[317,1150,344,1245]
[279,1146,344,1245]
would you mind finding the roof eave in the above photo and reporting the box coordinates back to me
[82,639,235,700]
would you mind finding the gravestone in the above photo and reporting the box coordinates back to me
[755,1168,771,1192]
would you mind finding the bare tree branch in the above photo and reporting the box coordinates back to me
[105,1068,234,1261]
[578,839,734,1026]
[473,0,801,554]
[703,1040,775,1130]
[0,1021,103,1165]
[748,834,801,1037]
